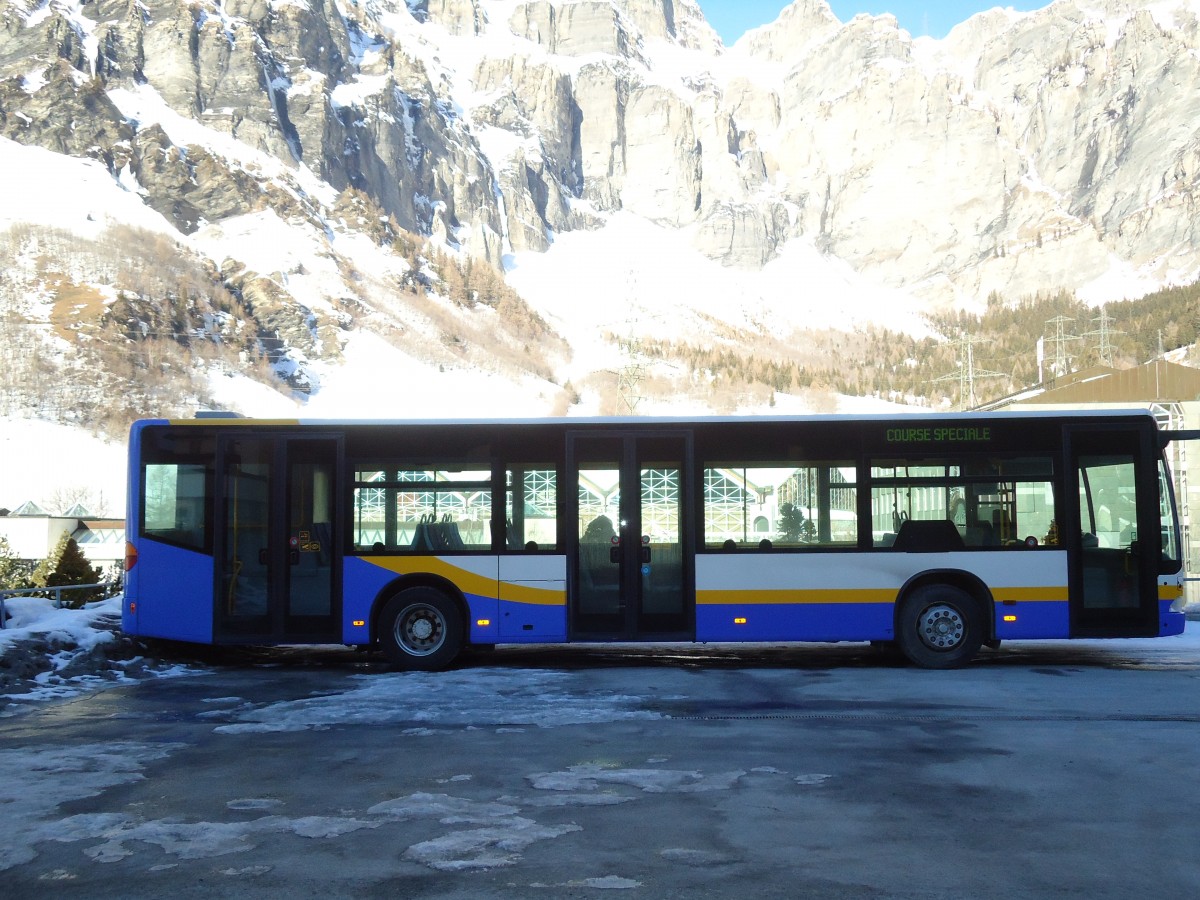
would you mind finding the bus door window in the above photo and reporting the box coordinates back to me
[223,439,272,618]
[640,464,682,618]
[1076,456,1140,609]
[288,451,333,617]
[578,465,621,615]
[1159,459,1181,569]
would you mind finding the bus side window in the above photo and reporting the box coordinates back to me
[144,462,211,551]
[703,463,858,549]
[506,466,558,551]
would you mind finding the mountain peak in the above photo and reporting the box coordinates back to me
[0,0,1197,424]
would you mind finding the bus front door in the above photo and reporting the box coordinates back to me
[1066,426,1159,637]
[216,435,341,642]
[569,433,693,639]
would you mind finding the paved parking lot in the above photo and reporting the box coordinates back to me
[3,636,1200,898]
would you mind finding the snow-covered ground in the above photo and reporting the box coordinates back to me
[0,595,192,714]
[4,592,1199,720]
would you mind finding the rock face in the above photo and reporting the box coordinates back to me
[1,0,1199,310]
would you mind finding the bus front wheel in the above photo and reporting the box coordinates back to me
[379,587,463,671]
[896,585,984,669]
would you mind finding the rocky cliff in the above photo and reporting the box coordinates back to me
[0,0,1198,418]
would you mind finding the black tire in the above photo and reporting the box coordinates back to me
[378,587,463,671]
[869,640,904,664]
[896,584,985,669]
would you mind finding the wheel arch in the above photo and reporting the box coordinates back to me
[896,568,996,643]
[369,573,470,646]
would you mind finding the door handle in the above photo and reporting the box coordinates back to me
[640,547,651,563]
[610,546,621,564]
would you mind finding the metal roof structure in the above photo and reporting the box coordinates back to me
[981,360,1200,409]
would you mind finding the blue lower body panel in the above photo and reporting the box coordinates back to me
[696,602,895,643]
[126,541,214,643]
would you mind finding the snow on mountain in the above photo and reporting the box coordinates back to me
[0,0,1197,457]
[0,138,177,240]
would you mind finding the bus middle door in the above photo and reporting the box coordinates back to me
[568,432,693,640]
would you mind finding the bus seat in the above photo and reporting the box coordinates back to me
[892,519,964,552]
[965,521,995,548]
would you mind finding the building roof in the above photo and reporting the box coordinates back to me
[9,500,48,517]
[984,360,1200,408]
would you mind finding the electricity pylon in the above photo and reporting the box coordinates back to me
[936,332,1005,409]
[1079,306,1123,367]
[1041,315,1080,380]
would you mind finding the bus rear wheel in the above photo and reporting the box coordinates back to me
[379,587,463,671]
[896,585,984,669]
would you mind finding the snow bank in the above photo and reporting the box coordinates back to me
[0,594,192,713]
[0,593,119,653]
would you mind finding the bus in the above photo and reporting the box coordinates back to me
[123,409,1188,669]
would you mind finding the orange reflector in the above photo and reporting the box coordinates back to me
[352,620,365,627]
[734,617,747,625]
[477,619,491,627]
[124,541,138,572]
[1003,615,1017,622]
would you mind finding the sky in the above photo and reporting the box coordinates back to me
[695,1,1048,43]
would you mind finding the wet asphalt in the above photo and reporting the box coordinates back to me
[3,639,1199,898]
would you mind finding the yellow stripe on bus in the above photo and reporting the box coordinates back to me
[698,586,1070,606]
[991,586,1069,603]
[365,556,498,597]
[499,583,567,606]
[697,589,896,605]
[363,556,567,606]
[166,419,302,426]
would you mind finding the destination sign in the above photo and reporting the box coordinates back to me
[885,426,992,443]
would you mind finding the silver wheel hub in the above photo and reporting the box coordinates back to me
[918,603,965,651]
[395,603,445,656]
[411,619,434,641]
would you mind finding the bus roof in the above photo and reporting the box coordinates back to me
[133,407,1161,430]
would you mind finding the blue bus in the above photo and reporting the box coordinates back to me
[123,410,1187,669]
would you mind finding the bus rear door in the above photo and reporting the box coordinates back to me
[215,435,341,642]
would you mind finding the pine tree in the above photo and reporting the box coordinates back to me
[32,534,101,607]
[778,503,805,543]
[0,536,23,591]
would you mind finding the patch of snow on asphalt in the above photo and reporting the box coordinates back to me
[212,668,662,733]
